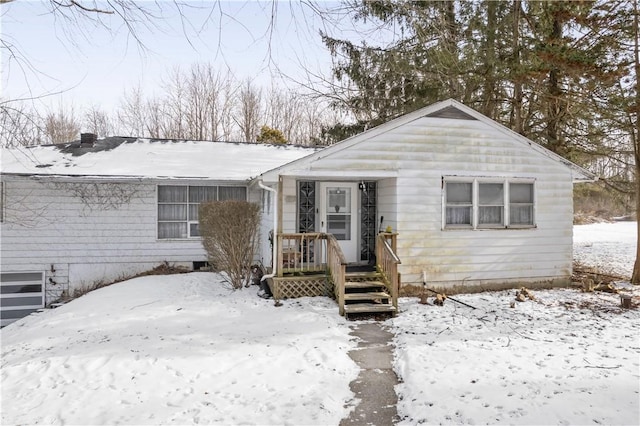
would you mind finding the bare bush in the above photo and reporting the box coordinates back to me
[199,200,261,289]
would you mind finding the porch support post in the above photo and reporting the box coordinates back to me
[277,176,284,234]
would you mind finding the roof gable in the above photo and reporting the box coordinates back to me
[259,99,596,183]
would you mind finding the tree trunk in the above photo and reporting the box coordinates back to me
[481,0,498,118]
[512,0,524,134]
[632,0,640,284]
[443,0,461,99]
[546,5,564,156]
[633,159,639,284]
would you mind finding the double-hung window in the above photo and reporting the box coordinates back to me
[509,183,535,226]
[478,183,504,227]
[444,178,535,229]
[445,182,472,226]
[158,185,247,239]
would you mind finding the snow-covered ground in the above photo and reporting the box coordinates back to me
[1,222,638,425]
[574,220,636,279]
[391,288,639,425]
[1,274,359,425]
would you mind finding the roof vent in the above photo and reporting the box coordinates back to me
[426,106,477,120]
[80,133,97,147]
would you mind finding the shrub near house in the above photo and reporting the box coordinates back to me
[199,200,261,289]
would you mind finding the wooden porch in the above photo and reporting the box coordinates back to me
[268,232,401,318]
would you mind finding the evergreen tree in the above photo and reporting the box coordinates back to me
[256,125,287,144]
[321,1,471,133]
[321,0,620,160]
[321,0,638,282]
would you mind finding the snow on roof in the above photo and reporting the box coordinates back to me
[1,138,319,181]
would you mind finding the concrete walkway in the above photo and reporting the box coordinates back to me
[340,322,400,426]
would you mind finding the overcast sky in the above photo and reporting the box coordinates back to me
[1,1,340,114]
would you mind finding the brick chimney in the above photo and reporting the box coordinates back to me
[80,133,97,147]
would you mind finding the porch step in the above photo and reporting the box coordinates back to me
[343,275,395,317]
[344,303,397,315]
[345,281,387,290]
[345,271,382,280]
[344,292,390,302]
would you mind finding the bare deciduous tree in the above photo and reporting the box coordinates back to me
[83,105,114,138]
[182,64,235,141]
[118,64,238,141]
[118,86,148,137]
[0,101,43,147]
[235,79,262,142]
[262,86,336,145]
[43,104,80,144]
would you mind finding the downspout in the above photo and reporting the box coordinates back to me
[258,179,278,281]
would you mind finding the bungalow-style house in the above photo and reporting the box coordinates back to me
[255,99,595,315]
[1,99,595,324]
[0,136,318,325]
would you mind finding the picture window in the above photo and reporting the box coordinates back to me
[157,185,247,239]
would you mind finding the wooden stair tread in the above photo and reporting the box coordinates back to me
[345,281,386,289]
[345,271,381,279]
[344,292,390,301]
[343,303,397,314]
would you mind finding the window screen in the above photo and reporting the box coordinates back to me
[478,183,504,226]
[446,182,472,226]
[510,183,534,226]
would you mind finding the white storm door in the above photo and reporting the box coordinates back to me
[319,182,359,263]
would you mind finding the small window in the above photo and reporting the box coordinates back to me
[509,183,534,226]
[219,186,247,201]
[478,183,504,227]
[445,182,472,226]
[158,186,189,239]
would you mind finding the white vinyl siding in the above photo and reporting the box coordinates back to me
[0,181,4,223]
[0,177,259,303]
[157,185,247,239]
[444,178,534,230]
[274,114,573,289]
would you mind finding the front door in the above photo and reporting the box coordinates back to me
[319,182,359,263]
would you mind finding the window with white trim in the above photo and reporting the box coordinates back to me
[158,185,247,239]
[478,183,504,227]
[444,178,535,229]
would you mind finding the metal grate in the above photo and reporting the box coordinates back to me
[360,181,377,262]
[298,181,316,233]
[1,271,45,327]
[298,181,316,262]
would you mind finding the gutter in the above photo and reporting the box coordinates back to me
[258,179,278,282]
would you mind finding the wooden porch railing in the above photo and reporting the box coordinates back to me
[326,234,347,316]
[275,232,398,316]
[276,232,326,275]
[376,233,401,311]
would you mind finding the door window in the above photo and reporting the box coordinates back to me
[326,187,351,240]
